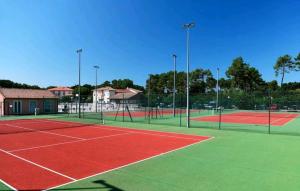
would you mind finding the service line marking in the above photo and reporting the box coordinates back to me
[0,149,76,181]
[8,132,132,153]
[5,124,85,141]
[45,136,214,191]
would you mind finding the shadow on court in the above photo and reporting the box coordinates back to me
[2,179,125,191]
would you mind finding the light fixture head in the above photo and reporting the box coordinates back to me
[183,22,195,29]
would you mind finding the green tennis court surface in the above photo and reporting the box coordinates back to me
[1,113,300,191]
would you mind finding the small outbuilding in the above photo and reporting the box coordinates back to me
[0,88,58,116]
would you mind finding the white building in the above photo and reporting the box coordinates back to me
[93,86,142,104]
[48,87,73,98]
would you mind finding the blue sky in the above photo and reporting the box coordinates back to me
[0,0,299,87]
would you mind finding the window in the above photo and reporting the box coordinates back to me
[44,100,53,113]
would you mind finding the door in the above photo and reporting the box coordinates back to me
[29,101,37,113]
[13,100,22,114]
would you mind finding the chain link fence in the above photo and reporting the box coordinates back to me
[62,90,299,136]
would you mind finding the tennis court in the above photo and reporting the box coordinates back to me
[0,119,210,191]
[192,111,299,126]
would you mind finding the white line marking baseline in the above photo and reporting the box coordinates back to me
[0,179,17,191]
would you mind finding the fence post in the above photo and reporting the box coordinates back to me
[100,100,103,121]
[179,94,182,127]
[218,91,222,130]
[147,75,151,124]
[122,94,125,122]
[268,90,271,134]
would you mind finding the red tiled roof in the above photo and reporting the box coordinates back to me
[0,88,58,99]
[95,86,115,91]
[115,89,130,93]
[110,92,137,100]
[111,88,142,100]
[48,87,73,91]
[94,87,143,99]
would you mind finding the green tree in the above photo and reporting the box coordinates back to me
[226,57,264,91]
[46,86,56,89]
[146,69,216,95]
[267,80,279,91]
[274,55,298,86]
[112,79,134,89]
[190,69,215,93]
[100,81,111,87]
[295,53,300,65]
[0,79,41,89]
[72,84,92,101]
[219,78,231,89]
[281,82,300,90]
[60,96,72,102]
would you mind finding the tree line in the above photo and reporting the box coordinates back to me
[0,80,41,89]
[146,54,300,95]
[0,53,299,104]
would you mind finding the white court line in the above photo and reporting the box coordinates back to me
[45,136,214,191]
[0,179,17,191]
[270,113,294,125]
[1,119,64,125]
[89,125,205,141]
[36,119,205,138]
[281,114,299,126]
[270,117,285,125]
[271,113,298,126]
[33,119,208,141]
[9,132,132,153]
[32,119,85,126]
[4,124,85,141]
[0,149,76,181]
[3,119,213,190]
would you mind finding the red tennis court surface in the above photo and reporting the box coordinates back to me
[0,119,210,191]
[192,112,299,126]
[105,109,199,118]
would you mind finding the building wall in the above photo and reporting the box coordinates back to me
[0,94,4,116]
[93,89,117,103]
[50,90,72,98]
[3,98,58,115]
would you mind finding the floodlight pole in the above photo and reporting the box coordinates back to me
[76,49,82,118]
[173,54,177,117]
[148,74,151,124]
[216,68,219,110]
[183,22,195,128]
[94,65,100,113]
